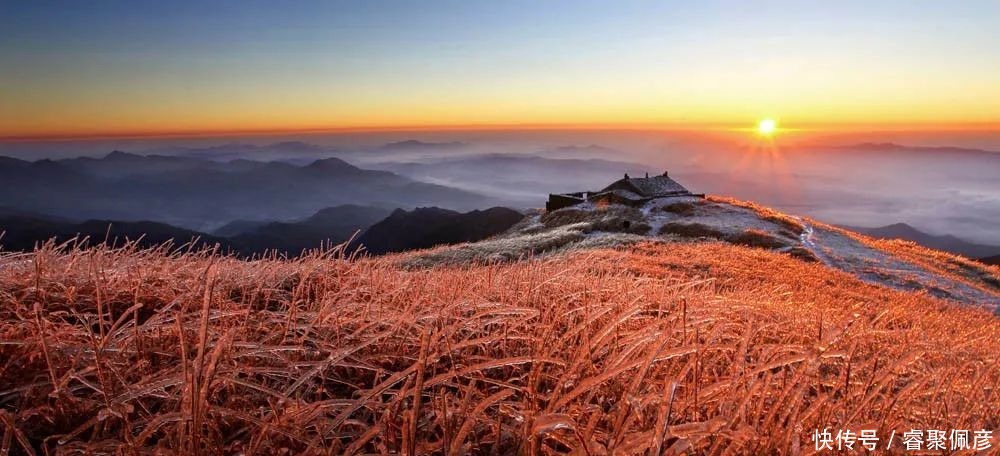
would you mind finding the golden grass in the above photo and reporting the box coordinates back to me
[727,228,790,250]
[0,240,997,454]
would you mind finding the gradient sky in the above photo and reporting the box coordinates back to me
[2,0,999,138]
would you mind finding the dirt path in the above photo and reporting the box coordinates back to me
[797,218,1000,313]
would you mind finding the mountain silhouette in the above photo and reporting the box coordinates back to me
[379,140,467,151]
[1,205,521,258]
[354,207,524,255]
[0,153,490,231]
[845,222,1000,259]
[228,204,392,255]
[0,214,231,252]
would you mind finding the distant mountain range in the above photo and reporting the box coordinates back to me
[833,142,1000,156]
[369,153,651,205]
[0,152,490,232]
[536,145,623,159]
[225,205,393,254]
[845,222,1000,260]
[1,204,522,257]
[146,141,334,164]
[0,214,230,252]
[141,140,471,166]
[378,140,467,152]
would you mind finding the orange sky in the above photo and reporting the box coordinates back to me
[3,2,998,140]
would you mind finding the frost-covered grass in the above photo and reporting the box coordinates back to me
[1,240,997,454]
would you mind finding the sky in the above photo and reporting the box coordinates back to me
[2,0,999,139]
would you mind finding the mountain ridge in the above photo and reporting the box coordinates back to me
[831,142,1000,156]
[354,206,524,255]
[1,204,524,258]
[0,152,491,231]
[844,222,1000,259]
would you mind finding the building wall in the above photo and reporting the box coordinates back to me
[546,194,584,212]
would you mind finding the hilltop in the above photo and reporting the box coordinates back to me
[0,195,998,453]
[407,193,1000,313]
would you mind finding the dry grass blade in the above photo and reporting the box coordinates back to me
[0,411,36,456]
[448,389,515,456]
[0,239,995,453]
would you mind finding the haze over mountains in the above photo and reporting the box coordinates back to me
[846,222,1000,259]
[0,150,490,232]
[146,140,472,166]
[0,214,230,252]
[0,204,524,257]
[2,135,999,256]
[368,153,650,205]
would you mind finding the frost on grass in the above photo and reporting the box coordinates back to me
[400,222,588,268]
[402,206,656,268]
[540,205,651,235]
[0,241,997,454]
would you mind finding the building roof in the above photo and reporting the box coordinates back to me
[594,189,646,201]
[602,175,690,197]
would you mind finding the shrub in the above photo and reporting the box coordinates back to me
[727,228,791,250]
[785,246,821,263]
[658,201,696,216]
[658,222,725,239]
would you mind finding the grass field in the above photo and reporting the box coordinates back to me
[1,239,998,454]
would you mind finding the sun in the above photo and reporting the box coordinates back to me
[757,118,777,136]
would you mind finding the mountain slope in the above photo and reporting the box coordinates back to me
[211,220,270,237]
[0,205,519,257]
[845,222,1000,259]
[230,204,392,254]
[0,153,490,230]
[355,207,524,254]
[0,215,232,251]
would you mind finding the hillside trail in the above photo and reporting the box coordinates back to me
[795,217,1000,313]
[621,197,997,312]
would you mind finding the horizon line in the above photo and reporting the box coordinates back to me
[3,121,1000,143]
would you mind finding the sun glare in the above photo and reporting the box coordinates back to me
[757,118,777,136]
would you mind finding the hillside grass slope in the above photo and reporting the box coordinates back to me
[1,238,997,454]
